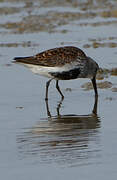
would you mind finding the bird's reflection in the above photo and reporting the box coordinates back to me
[17,96,101,167]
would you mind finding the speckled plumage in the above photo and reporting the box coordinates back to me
[14,46,86,67]
[14,46,99,100]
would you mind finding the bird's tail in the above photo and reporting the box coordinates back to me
[13,56,35,64]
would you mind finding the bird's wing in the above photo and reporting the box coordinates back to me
[14,46,86,67]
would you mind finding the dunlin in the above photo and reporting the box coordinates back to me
[14,46,99,100]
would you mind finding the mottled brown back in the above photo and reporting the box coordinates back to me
[14,46,86,67]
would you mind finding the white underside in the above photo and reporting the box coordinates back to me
[18,61,82,78]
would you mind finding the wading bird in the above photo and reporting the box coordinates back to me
[14,46,99,100]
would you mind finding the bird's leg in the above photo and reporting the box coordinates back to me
[92,95,98,115]
[45,79,53,101]
[45,98,51,117]
[57,98,64,117]
[56,80,64,100]
[91,76,98,97]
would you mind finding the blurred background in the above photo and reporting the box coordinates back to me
[0,0,117,180]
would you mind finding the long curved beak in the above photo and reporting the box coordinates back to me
[91,76,98,96]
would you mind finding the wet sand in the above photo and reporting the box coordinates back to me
[0,0,117,179]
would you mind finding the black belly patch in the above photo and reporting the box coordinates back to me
[49,68,80,80]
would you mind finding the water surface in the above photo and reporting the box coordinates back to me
[0,0,117,179]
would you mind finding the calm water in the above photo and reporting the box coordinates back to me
[0,0,117,179]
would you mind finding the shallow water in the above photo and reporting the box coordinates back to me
[0,0,117,179]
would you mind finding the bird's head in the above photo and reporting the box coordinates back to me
[86,56,99,78]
